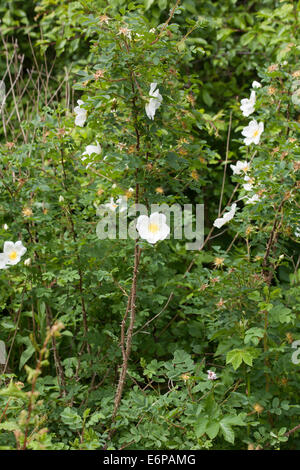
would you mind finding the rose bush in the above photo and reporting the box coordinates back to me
[0,0,299,451]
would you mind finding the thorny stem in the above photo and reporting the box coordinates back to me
[0,398,11,424]
[106,70,142,445]
[110,242,141,425]
[151,0,181,46]
[45,305,66,397]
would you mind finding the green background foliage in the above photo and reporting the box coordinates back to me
[0,0,299,450]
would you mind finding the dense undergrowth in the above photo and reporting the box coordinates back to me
[0,0,300,450]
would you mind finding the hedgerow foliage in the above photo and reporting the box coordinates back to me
[0,0,300,450]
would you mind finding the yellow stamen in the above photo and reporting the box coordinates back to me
[253,130,259,137]
[9,251,17,260]
[242,165,250,173]
[148,223,159,233]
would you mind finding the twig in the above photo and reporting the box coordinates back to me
[45,305,66,397]
[151,0,181,46]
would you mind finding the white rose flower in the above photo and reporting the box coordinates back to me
[213,203,237,229]
[74,100,87,127]
[105,197,119,212]
[59,195,64,203]
[242,120,264,146]
[136,212,170,244]
[116,196,127,213]
[240,90,256,117]
[145,82,162,120]
[3,241,27,266]
[24,258,31,266]
[0,253,8,269]
[3,224,8,230]
[243,175,254,191]
[230,160,250,175]
[245,194,261,204]
[81,141,101,168]
[252,81,262,89]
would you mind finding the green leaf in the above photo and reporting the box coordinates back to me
[0,422,19,431]
[202,89,213,106]
[60,407,83,430]
[194,417,208,438]
[226,348,258,370]
[144,0,155,10]
[219,420,235,444]
[0,380,27,399]
[19,344,35,370]
[226,349,243,370]
[206,421,220,439]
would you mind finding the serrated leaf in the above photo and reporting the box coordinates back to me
[226,349,243,370]
[226,348,258,370]
[194,417,208,438]
[220,421,235,444]
[206,421,220,439]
